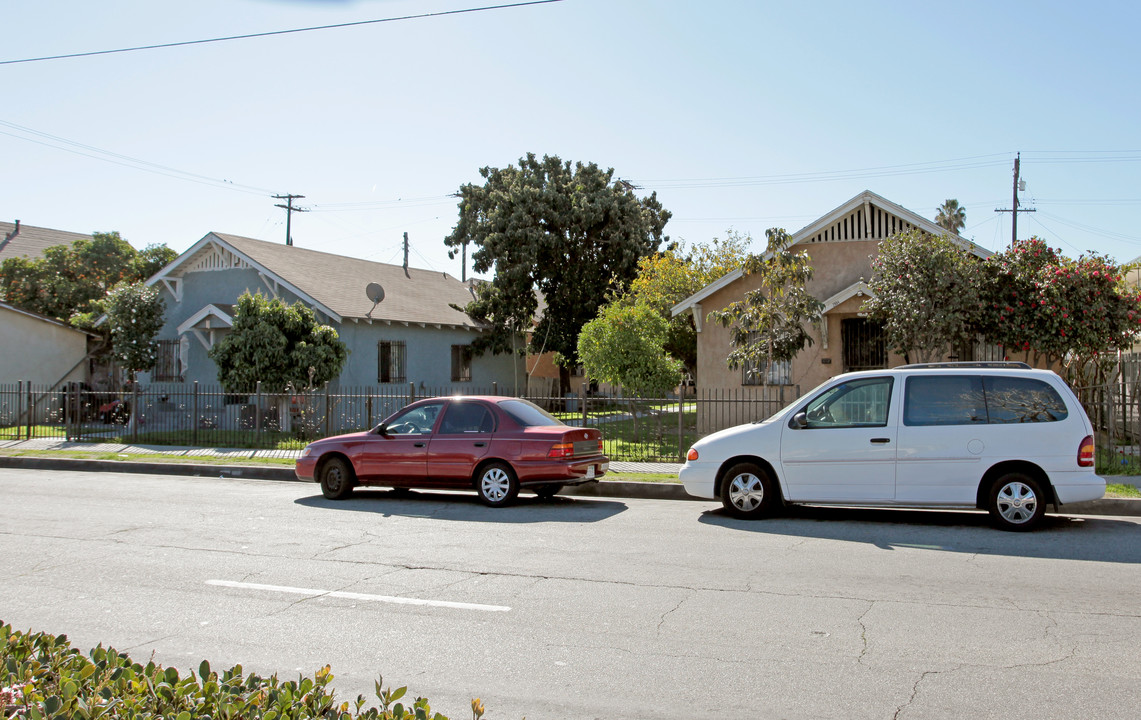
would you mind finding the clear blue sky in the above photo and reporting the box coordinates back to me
[4,0,1139,277]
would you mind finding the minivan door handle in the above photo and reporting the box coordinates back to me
[870,438,891,444]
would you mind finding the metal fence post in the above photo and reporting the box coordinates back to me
[324,382,331,437]
[26,381,34,440]
[131,381,139,443]
[678,383,684,463]
[255,381,263,443]
[492,381,498,397]
[409,382,415,405]
[581,380,587,428]
[192,382,199,446]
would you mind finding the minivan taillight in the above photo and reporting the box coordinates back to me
[1078,435,1095,467]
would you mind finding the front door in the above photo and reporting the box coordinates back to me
[780,376,897,502]
[842,318,887,372]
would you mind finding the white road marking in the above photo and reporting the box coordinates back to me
[206,580,511,612]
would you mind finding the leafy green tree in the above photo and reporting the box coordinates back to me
[208,292,348,393]
[0,232,176,324]
[864,229,981,363]
[578,302,683,396]
[615,233,750,375]
[444,153,671,392]
[103,282,166,382]
[935,199,966,234]
[977,237,1141,370]
[708,229,824,379]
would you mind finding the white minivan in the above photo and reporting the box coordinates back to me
[679,362,1105,530]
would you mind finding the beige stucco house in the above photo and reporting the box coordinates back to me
[672,191,992,431]
[0,301,95,387]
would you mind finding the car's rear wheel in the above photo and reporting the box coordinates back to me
[720,462,778,519]
[988,472,1046,531]
[535,483,564,499]
[319,457,355,500]
[477,462,519,507]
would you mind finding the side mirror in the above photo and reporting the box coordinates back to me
[374,423,389,436]
[790,412,808,429]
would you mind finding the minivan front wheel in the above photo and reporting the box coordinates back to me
[988,473,1046,531]
[721,463,778,519]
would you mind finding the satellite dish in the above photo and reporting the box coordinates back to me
[365,282,385,318]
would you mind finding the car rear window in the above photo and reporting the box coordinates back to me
[904,375,1069,426]
[498,399,564,427]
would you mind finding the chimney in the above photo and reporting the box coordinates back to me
[0,219,19,251]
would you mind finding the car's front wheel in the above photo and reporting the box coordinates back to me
[477,462,519,507]
[319,457,355,500]
[720,462,778,519]
[988,472,1046,531]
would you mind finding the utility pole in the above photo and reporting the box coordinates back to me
[994,153,1035,247]
[403,231,410,276]
[273,194,308,246]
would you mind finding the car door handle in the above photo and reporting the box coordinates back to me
[413,442,426,448]
[473,442,486,447]
[870,438,891,444]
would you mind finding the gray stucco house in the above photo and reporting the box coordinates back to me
[142,232,524,394]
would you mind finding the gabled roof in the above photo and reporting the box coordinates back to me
[0,221,91,262]
[150,233,483,329]
[671,190,993,317]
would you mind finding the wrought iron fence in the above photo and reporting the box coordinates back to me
[0,380,806,463]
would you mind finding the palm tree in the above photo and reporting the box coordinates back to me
[935,199,966,235]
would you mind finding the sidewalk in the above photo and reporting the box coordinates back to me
[1,438,1136,515]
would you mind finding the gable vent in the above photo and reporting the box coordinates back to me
[805,204,915,244]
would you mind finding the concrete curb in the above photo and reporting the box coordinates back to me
[1,455,1137,516]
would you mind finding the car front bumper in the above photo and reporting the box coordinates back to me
[679,462,717,499]
[295,456,318,482]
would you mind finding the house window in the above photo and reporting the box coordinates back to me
[378,341,407,383]
[154,340,181,382]
[740,332,791,386]
[451,344,473,382]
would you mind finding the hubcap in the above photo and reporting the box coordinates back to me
[997,481,1037,524]
[481,467,510,502]
[729,473,764,511]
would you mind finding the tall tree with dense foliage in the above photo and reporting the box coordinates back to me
[103,282,166,382]
[864,229,981,363]
[977,237,1141,371]
[578,301,683,396]
[935,199,967,234]
[0,231,176,325]
[444,153,671,391]
[615,233,750,375]
[208,292,348,393]
[708,229,824,379]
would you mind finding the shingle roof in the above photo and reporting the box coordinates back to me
[0,221,91,262]
[163,233,482,327]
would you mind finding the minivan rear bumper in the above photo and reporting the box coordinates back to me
[1052,471,1107,504]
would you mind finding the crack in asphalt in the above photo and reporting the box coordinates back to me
[894,669,946,720]
[656,591,692,635]
[856,600,875,663]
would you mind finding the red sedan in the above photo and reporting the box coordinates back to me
[295,396,609,506]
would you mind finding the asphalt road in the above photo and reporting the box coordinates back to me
[2,467,1139,719]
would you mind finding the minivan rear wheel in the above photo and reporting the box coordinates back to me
[988,472,1046,531]
[721,463,778,519]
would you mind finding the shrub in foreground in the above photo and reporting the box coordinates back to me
[1,622,485,720]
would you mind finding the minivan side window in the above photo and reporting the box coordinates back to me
[801,377,893,428]
[983,376,1068,423]
[904,376,986,426]
[903,375,1069,426]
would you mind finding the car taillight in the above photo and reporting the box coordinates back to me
[687,447,699,461]
[1078,435,1095,467]
[548,442,574,459]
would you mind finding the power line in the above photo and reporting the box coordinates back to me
[0,1,565,66]
[0,119,275,195]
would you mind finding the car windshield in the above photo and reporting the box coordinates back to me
[498,399,564,427]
